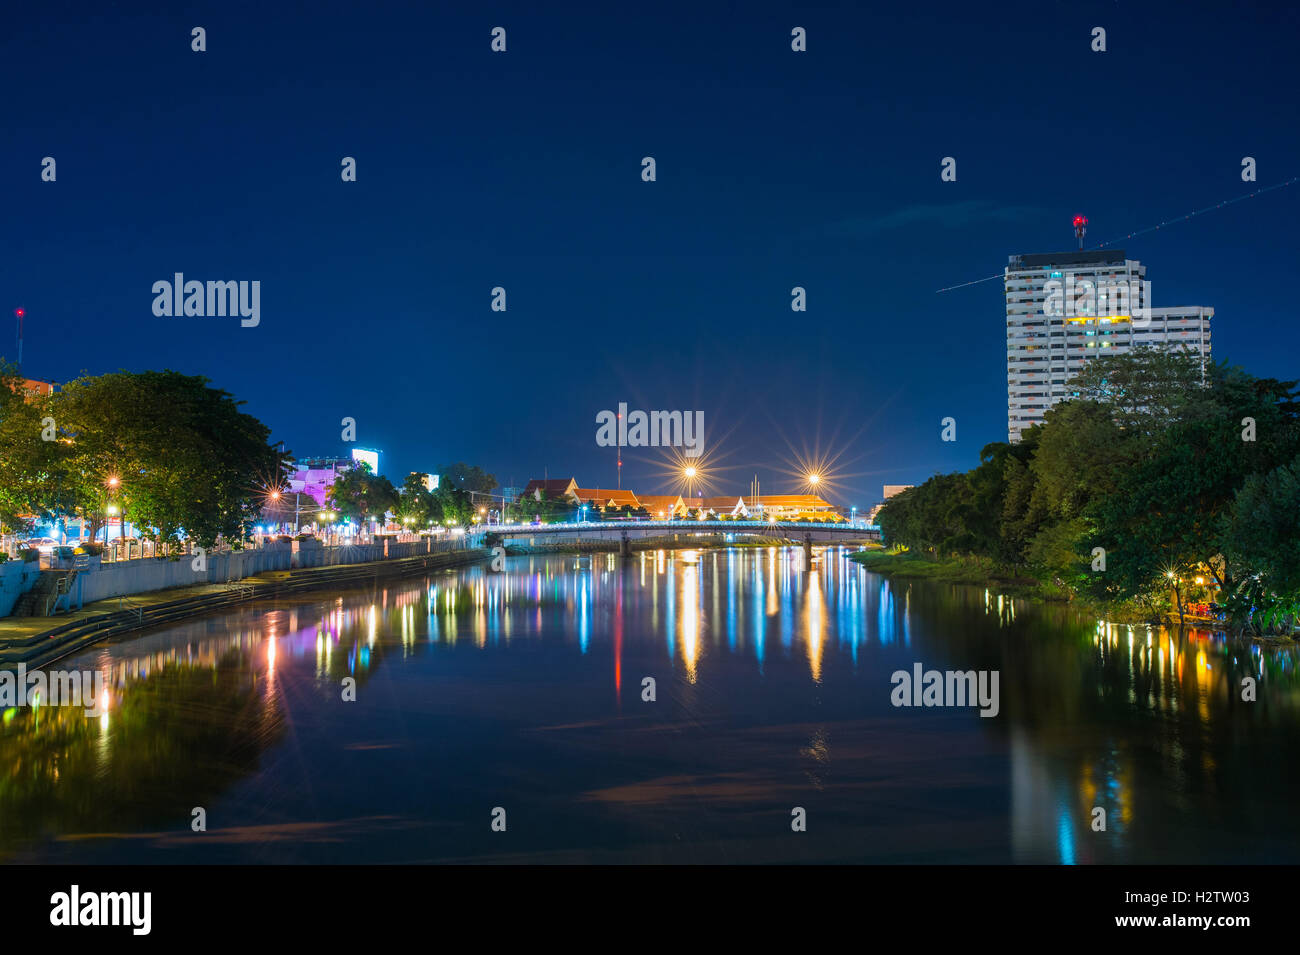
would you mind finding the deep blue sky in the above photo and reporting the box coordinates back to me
[5,0,1298,506]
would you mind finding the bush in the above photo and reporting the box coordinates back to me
[18,548,40,562]
[76,542,104,556]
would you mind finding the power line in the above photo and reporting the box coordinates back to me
[934,176,1299,294]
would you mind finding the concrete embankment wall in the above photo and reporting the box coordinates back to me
[70,540,470,607]
[0,560,43,617]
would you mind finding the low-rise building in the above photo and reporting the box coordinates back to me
[519,478,580,503]
[746,495,837,520]
[697,496,748,518]
[287,456,353,507]
[575,488,641,511]
[638,494,687,518]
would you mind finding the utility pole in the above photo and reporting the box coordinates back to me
[13,308,24,371]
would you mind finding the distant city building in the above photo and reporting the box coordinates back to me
[6,377,56,401]
[514,477,838,521]
[1005,250,1212,442]
[409,471,440,492]
[350,447,380,473]
[287,455,352,507]
[697,496,748,518]
[575,488,640,510]
[638,494,687,518]
[746,495,837,520]
[870,484,913,523]
[519,478,579,503]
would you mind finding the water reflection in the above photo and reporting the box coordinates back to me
[2,546,1299,863]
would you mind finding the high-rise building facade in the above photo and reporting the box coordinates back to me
[1005,250,1212,442]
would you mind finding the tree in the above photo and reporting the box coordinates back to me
[1070,346,1217,436]
[325,462,399,526]
[1223,453,1300,598]
[0,360,59,535]
[397,472,442,527]
[53,370,280,549]
[438,462,498,495]
[1089,364,1300,598]
[876,349,1300,620]
[432,484,473,525]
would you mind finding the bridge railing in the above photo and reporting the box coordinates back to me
[477,519,879,534]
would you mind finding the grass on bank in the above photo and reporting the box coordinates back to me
[849,547,1174,623]
[848,547,1070,601]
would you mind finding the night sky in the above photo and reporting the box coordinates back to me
[5,0,1298,506]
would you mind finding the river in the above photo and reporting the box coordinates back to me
[3,546,1298,863]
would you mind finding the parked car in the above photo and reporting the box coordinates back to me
[22,537,59,555]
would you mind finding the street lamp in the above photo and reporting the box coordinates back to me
[106,504,119,552]
[683,464,698,498]
[105,477,122,546]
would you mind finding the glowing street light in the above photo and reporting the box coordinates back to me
[807,473,821,487]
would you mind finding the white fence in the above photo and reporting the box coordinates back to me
[9,537,475,613]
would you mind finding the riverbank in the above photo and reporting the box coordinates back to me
[0,547,489,668]
[849,548,1064,597]
[847,549,1236,628]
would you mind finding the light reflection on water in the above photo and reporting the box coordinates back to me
[2,546,1299,864]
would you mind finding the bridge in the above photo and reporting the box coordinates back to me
[473,519,880,557]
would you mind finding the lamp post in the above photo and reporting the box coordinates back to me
[106,504,119,557]
[105,476,121,550]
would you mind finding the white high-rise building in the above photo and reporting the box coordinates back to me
[1005,250,1212,442]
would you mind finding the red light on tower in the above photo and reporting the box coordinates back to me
[1073,215,1088,249]
[13,307,24,369]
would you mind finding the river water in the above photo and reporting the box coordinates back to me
[3,546,1298,863]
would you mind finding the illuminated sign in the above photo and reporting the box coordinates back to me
[351,448,380,473]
